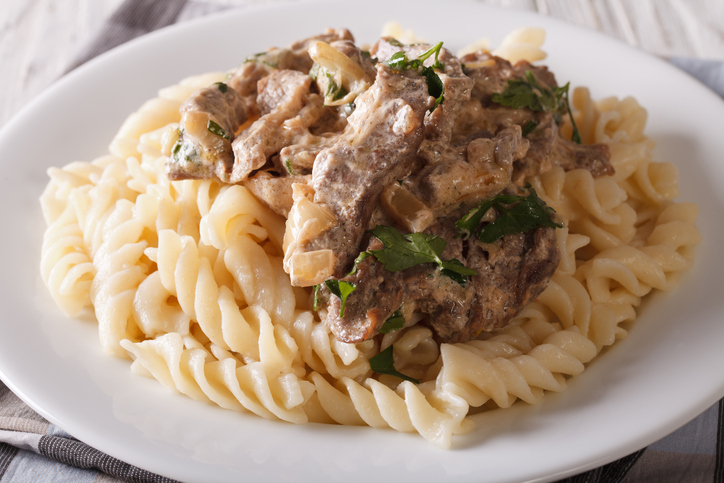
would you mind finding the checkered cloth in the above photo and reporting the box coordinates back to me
[2,1,723,481]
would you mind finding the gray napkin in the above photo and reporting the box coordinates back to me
[2,0,723,482]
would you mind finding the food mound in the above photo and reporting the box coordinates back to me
[40,27,700,448]
[165,28,612,345]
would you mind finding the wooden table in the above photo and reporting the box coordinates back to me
[1,0,722,129]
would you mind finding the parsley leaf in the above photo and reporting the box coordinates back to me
[378,308,405,334]
[207,120,229,140]
[383,42,446,109]
[324,280,356,317]
[456,188,563,243]
[368,226,477,283]
[214,82,228,93]
[522,119,538,136]
[369,346,420,384]
[325,72,349,101]
[349,251,372,276]
[492,71,581,144]
[285,159,295,176]
[312,284,321,311]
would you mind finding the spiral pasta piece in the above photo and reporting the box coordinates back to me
[121,333,313,424]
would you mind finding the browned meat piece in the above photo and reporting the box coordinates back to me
[457,224,560,342]
[514,60,558,90]
[555,139,613,177]
[242,172,311,217]
[321,218,560,344]
[230,70,321,182]
[409,125,528,218]
[278,134,339,175]
[323,238,405,342]
[511,111,557,184]
[295,64,432,278]
[512,112,614,183]
[459,52,517,104]
[167,83,248,181]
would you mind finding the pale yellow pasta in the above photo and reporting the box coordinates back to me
[39,36,700,449]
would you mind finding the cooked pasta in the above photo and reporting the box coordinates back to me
[39,27,699,449]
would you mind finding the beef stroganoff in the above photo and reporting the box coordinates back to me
[39,26,700,448]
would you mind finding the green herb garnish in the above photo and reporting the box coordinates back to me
[312,284,321,311]
[456,188,563,243]
[349,251,372,276]
[522,119,538,136]
[378,308,405,334]
[492,70,581,144]
[367,226,477,283]
[324,280,356,317]
[285,159,295,176]
[384,42,445,109]
[324,72,349,102]
[214,82,228,93]
[369,346,420,383]
[207,120,229,140]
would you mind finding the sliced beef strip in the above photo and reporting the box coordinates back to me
[512,111,613,183]
[230,70,321,182]
[459,52,517,105]
[322,238,405,342]
[242,172,311,217]
[457,224,560,342]
[167,83,248,181]
[322,216,560,344]
[408,125,528,219]
[295,64,433,279]
[555,138,613,177]
[278,133,339,175]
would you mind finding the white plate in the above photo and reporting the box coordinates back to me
[1,1,723,482]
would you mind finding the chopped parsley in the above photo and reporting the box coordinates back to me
[369,346,420,383]
[456,187,563,244]
[492,70,582,144]
[325,72,349,102]
[378,308,405,334]
[324,280,356,317]
[214,82,228,93]
[285,159,295,176]
[522,119,538,136]
[367,225,477,284]
[207,120,229,140]
[312,284,321,311]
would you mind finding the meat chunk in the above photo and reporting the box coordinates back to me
[242,172,311,217]
[230,70,320,182]
[321,218,560,344]
[459,52,517,105]
[408,125,528,218]
[555,138,613,177]
[167,83,248,181]
[285,64,432,281]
